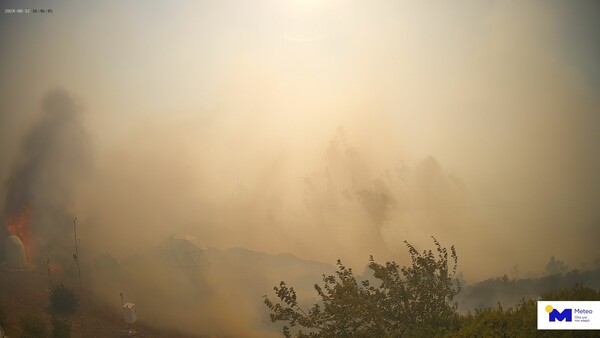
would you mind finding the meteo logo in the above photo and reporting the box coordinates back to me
[546,305,572,322]
[538,301,600,330]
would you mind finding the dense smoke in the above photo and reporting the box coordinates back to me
[1,0,599,337]
[1,88,92,264]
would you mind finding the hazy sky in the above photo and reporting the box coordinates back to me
[1,0,599,280]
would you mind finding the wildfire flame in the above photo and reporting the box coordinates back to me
[5,205,33,262]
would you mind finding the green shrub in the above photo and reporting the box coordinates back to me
[51,317,71,338]
[0,303,8,333]
[19,314,48,338]
[48,284,78,314]
[453,285,600,338]
[264,237,460,337]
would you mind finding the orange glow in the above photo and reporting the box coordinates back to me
[48,261,62,273]
[5,205,33,262]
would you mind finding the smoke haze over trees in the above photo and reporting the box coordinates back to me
[1,0,599,336]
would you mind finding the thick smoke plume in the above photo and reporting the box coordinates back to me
[1,88,91,264]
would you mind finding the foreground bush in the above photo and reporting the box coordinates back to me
[48,284,78,315]
[19,314,47,338]
[0,303,8,334]
[264,235,600,338]
[264,237,460,337]
[453,285,600,338]
[51,317,71,338]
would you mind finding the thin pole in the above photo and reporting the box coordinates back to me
[73,217,83,290]
[46,253,52,288]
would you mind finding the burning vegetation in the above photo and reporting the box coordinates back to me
[4,205,33,262]
[1,89,91,269]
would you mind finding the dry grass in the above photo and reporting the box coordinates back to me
[0,267,201,338]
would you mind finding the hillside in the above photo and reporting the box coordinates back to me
[0,247,334,337]
[457,267,600,311]
[0,266,201,337]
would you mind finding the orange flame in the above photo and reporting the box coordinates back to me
[5,205,33,262]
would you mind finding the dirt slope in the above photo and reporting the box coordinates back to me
[0,267,200,338]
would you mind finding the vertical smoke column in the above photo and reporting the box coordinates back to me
[1,88,91,263]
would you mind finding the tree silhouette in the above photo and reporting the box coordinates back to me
[264,237,459,337]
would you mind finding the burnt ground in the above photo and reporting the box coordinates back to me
[0,267,202,338]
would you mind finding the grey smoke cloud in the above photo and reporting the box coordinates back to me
[1,88,92,262]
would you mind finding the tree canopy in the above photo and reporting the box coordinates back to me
[264,237,460,338]
[264,237,600,337]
